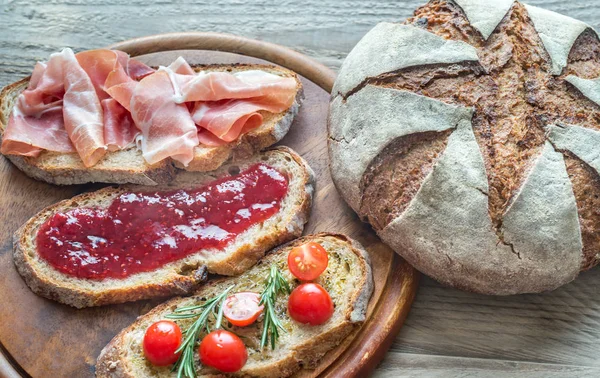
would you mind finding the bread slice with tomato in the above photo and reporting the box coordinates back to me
[95,233,374,378]
[13,147,314,308]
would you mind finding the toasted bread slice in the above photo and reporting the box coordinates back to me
[96,233,374,378]
[0,64,303,185]
[13,147,315,308]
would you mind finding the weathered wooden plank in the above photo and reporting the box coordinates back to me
[374,353,600,377]
[391,270,600,367]
[1,0,600,85]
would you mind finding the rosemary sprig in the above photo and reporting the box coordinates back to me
[259,265,291,350]
[165,285,234,378]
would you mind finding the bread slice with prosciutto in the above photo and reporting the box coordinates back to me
[0,50,303,185]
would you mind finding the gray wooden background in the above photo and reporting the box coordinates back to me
[2,0,600,377]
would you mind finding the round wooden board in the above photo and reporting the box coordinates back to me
[0,33,419,378]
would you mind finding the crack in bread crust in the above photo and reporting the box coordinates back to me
[401,1,550,232]
[563,153,600,270]
[360,130,452,230]
[353,0,600,269]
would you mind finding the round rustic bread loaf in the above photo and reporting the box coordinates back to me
[328,0,600,294]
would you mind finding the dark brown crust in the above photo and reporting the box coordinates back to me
[563,153,600,270]
[353,0,600,272]
[95,233,373,378]
[12,147,315,308]
[409,0,483,46]
[360,130,452,230]
[565,29,600,80]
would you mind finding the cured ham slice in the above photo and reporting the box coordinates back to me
[61,48,106,167]
[126,59,155,81]
[78,49,154,112]
[130,70,199,165]
[76,49,152,150]
[192,100,267,145]
[2,57,71,156]
[170,69,297,107]
[76,49,129,100]
[163,63,297,146]
[102,99,138,151]
[168,56,196,75]
[76,49,154,100]
[1,48,105,165]
[19,59,65,116]
[0,106,74,156]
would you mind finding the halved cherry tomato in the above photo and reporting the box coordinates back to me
[288,283,334,325]
[287,242,328,281]
[199,330,248,373]
[143,320,182,366]
[223,292,264,327]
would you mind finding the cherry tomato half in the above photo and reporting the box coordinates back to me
[288,283,334,325]
[199,330,248,373]
[143,320,182,366]
[223,292,264,327]
[287,242,329,281]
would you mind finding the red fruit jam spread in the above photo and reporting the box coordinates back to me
[36,163,288,280]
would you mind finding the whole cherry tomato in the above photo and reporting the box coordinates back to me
[287,242,329,281]
[143,320,182,366]
[288,283,334,325]
[199,330,248,373]
[223,292,264,327]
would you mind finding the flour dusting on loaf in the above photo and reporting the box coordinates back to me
[328,0,600,294]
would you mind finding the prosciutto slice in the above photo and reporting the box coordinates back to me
[1,106,73,156]
[192,100,266,146]
[76,49,154,99]
[60,49,106,167]
[163,62,297,146]
[102,98,137,151]
[170,69,297,106]
[168,56,196,75]
[130,70,199,165]
[77,49,152,149]
[1,48,105,166]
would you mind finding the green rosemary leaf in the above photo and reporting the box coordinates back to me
[169,285,234,378]
[259,265,291,350]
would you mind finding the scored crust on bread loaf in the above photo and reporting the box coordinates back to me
[13,147,315,308]
[95,233,373,378]
[0,64,303,185]
[329,0,600,294]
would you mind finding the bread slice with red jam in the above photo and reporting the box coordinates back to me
[13,147,314,308]
[96,233,373,378]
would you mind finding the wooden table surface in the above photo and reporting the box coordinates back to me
[2,0,600,377]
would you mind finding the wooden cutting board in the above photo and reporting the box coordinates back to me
[0,33,419,378]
